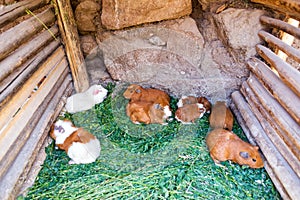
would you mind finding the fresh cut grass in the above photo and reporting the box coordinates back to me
[22,83,280,200]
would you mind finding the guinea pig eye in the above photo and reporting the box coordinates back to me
[252,158,257,162]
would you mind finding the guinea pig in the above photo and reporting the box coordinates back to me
[209,101,233,131]
[206,128,264,168]
[65,84,108,113]
[198,97,211,113]
[175,103,206,124]
[126,101,171,125]
[177,96,199,107]
[177,96,211,113]
[50,119,101,164]
[123,84,170,107]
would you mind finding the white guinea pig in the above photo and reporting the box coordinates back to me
[50,119,101,164]
[65,84,108,113]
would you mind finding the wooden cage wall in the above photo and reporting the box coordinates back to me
[0,0,299,199]
[231,1,300,199]
[0,0,88,199]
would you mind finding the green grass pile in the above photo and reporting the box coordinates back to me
[23,83,280,199]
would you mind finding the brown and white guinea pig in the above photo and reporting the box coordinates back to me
[198,97,211,113]
[177,96,211,113]
[126,101,172,125]
[123,84,170,107]
[209,101,233,131]
[175,103,206,124]
[206,128,264,168]
[50,119,100,164]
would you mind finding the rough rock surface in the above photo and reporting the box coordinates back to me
[91,7,268,103]
[101,0,192,30]
[75,0,100,33]
[198,0,229,12]
[213,8,267,61]
[97,17,237,103]
[80,35,98,58]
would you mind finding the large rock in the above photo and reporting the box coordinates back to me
[213,8,267,61]
[101,0,192,30]
[97,17,231,103]
[75,0,100,33]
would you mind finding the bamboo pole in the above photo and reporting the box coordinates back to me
[0,0,49,28]
[0,75,72,200]
[246,74,300,150]
[231,91,300,200]
[258,30,300,63]
[241,81,300,177]
[0,40,61,105]
[0,47,65,131]
[54,0,89,92]
[256,44,300,96]
[0,25,59,84]
[0,57,68,178]
[247,57,300,123]
[0,8,55,61]
[260,16,300,39]
[230,94,290,200]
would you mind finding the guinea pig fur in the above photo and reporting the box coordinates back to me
[177,96,211,113]
[126,101,171,125]
[206,128,264,168]
[198,97,211,113]
[175,103,206,124]
[209,101,233,131]
[50,119,101,164]
[123,84,170,107]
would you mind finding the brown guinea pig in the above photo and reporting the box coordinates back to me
[175,103,206,124]
[209,101,233,131]
[197,97,211,113]
[177,96,199,107]
[206,128,264,168]
[123,84,170,107]
[126,100,171,125]
[177,96,211,113]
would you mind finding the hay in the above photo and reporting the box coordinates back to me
[22,83,280,199]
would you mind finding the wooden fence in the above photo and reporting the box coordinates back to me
[0,0,299,199]
[231,1,300,199]
[0,0,88,199]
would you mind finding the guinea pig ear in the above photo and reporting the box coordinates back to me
[239,151,249,159]
[135,89,141,93]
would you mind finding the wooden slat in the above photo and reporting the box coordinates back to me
[0,8,55,61]
[258,30,300,63]
[247,57,300,123]
[0,0,49,28]
[0,25,59,84]
[230,101,291,200]
[260,16,300,40]
[256,44,300,97]
[54,0,89,92]
[229,102,258,145]
[0,56,68,178]
[0,47,65,130]
[241,81,300,177]
[251,0,300,21]
[0,75,72,200]
[247,75,300,151]
[0,40,61,105]
[231,91,300,200]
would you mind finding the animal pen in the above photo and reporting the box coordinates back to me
[0,0,299,199]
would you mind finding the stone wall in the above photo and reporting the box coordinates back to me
[73,0,270,103]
